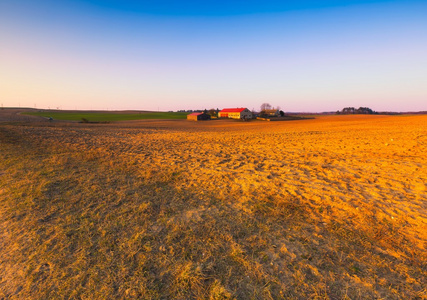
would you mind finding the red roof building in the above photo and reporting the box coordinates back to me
[218,108,252,119]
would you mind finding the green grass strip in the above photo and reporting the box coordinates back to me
[24,111,188,122]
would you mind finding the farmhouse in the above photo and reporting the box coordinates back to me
[187,112,211,121]
[218,108,252,119]
[263,109,280,117]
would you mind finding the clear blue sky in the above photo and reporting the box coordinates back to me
[1,0,426,112]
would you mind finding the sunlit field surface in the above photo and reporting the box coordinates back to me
[0,115,426,299]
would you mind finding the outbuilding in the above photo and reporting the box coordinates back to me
[218,108,252,120]
[187,112,211,121]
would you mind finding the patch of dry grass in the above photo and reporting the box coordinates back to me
[0,115,426,299]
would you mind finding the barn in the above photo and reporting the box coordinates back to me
[218,108,252,120]
[187,112,211,121]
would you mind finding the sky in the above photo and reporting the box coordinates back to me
[0,0,426,112]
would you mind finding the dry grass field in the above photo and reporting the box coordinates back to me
[0,114,426,299]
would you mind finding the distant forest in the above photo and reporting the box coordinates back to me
[336,107,377,114]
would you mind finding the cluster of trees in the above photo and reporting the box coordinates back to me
[337,107,377,115]
[177,109,201,113]
[177,108,220,117]
[260,103,274,111]
[205,108,219,117]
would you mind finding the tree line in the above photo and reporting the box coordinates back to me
[336,107,377,114]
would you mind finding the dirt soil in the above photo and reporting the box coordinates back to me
[0,113,426,299]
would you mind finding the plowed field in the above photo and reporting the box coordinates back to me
[1,115,426,299]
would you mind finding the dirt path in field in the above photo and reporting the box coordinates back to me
[0,109,45,122]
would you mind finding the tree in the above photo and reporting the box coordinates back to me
[260,103,272,111]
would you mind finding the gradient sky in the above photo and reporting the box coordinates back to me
[1,0,426,112]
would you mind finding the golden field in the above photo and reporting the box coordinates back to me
[0,114,426,299]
